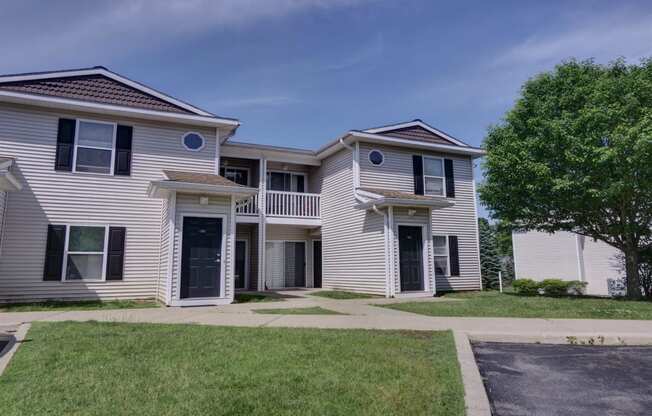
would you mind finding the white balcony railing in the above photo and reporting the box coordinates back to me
[235,194,258,215]
[235,191,321,219]
[267,191,321,218]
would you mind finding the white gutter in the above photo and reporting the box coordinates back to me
[148,181,257,199]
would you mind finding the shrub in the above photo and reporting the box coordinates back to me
[567,280,588,296]
[512,279,540,295]
[540,279,571,297]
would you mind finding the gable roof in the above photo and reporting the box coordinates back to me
[363,119,470,147]
[0,66,229,119]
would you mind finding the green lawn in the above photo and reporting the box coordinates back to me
[0,299,159,313]
[310,290,378,300]
[233,292,283,304]
[0,322,464,416]
[383,291,652,320]
[253,306,345,315]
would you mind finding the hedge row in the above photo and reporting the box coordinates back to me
[512,279,587,296]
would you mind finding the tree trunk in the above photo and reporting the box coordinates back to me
[624,248,642,299]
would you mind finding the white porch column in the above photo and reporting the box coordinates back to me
[257,157,267,291]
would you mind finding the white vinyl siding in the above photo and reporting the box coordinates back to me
[0,102,217,302]
[359,142,481,291]
[0,191,6,256]
[320,149,386,295]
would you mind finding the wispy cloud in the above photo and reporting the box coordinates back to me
[217,95,301,108]
[320,33,384,72]
[0,0,374,72]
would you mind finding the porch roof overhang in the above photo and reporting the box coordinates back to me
[0,157,22,191]
[148,170,258,199]
[354,187,454,210]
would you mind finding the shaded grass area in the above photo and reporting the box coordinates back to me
[0,322,464,416]
[310,290,378,300]
[384,291,652,320]
[253,307,345,315]
[0,299,159,313]
[233,292,285,304]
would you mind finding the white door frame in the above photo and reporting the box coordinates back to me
[173,213,228,305]
[396,223,429,293]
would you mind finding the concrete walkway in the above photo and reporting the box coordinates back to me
[2,290,652,342]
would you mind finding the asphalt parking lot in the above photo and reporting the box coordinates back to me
[472,342,652,416]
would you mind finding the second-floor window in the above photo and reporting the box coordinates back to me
[266,171,305,193]
[220,167,249,186]
[423,156,445,196]
[74,120,116,175]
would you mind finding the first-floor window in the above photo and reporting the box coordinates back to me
[65,225,107,280]
[433,235,449,276]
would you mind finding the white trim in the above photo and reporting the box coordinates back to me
[265,217,321,227]
[60,224,111,282]
[0,90,238,128]
[181,131,206,152]
[471,178,483,289]
[72,119,117,176]
[177,214,228,300]
[264,239,308,290]
[235,239,249,291]
[258,158,267,291]
[364,120,470,147]
[165,192,176,304]
[396,223,429,293]
[221,142,320,166]
[422,155,446,197]
[427,207,436,293]
[214,128,221,174]
[317,131,486,160]
[388,206,396,297]
[367,149,385,167]
[148,181,257,199]
[229,195,236,302]
[0,67,216,117]
[355,197,454,210]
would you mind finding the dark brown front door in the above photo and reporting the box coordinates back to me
[313,241,322,288]
[235,240,246,290]
[399,226,424,292]
[181,217,222,299]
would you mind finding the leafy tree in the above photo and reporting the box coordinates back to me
[480,59,652,299]
[478,218,502,289]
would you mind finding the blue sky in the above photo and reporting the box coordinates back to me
[2,0,651,216]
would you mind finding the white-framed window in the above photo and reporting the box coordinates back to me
[182,132,205,151]
[368,149,384,166]
[63,225,109,281]
[266,171,306,193]
[220,166,249,186]
[73,120,116,175]
[423,156,446,196]
[433,235,450,276]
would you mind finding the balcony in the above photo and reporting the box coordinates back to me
[236,191,321,225]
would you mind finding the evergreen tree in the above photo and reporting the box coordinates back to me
[478,218,502,289]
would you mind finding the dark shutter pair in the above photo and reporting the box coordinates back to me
[55,119,132,175]
[43,225,126,281]
[448,235,460,277]
[412,155,455,198]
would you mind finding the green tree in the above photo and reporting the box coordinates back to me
[480,59,652,299]
[478,218,502,289]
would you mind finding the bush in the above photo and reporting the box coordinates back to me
[540,279,572,297]
[512,279,541,295]
[512,279,587,297]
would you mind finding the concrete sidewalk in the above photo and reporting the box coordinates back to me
[2,292,652,342]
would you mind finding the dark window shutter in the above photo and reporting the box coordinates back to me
[444,158,455,198]
[412,155,424,195]
[114,125,133,176]
[43,225,66,281]
[55,119,75,171]
[448,235,460,276]
[106,227,126,280]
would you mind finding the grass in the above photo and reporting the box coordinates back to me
[310,290,378,300]
[253,306,345,315]
[383,291,652,320]
[0,322,464,416]
[0,299,159,313]
[233,293,283,304]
